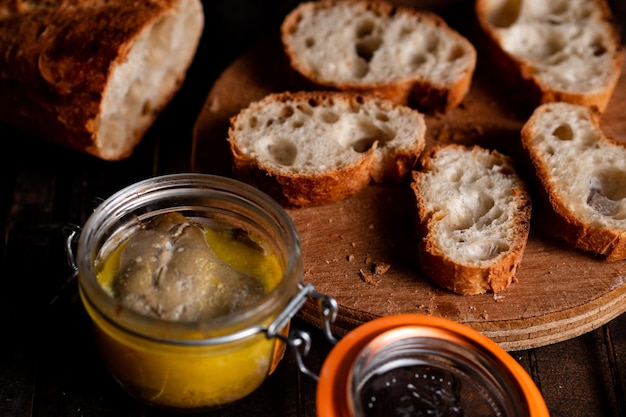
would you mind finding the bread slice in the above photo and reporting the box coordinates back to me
[280,0,477,113]
[521,102,626,261]
[227,91,426,208]
[410,145,532,295]
[475,0,623,112]
[0,0,204,160]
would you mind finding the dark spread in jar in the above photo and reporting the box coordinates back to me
[98,212,269,321]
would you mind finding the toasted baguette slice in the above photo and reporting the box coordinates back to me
[228,91,426,208]
[280,0,476,113]
[0,0,204,160]
[521,102,626,261]
[411,145,532,295]
[475,0,623,112]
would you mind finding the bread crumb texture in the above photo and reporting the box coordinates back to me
[229,91,425,177]
[97,0,204,159]
[412,144,531,294]
[521,102,626,260]
[280,1,476,111]
[478,0,622,96]
[282,1,474,84]
[417,146,527,264]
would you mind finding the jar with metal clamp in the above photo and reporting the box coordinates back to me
[315,314,550,417]
[65,173,337,412]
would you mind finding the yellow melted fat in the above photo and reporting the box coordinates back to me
[97,227,283,297]
[88,224,287,410]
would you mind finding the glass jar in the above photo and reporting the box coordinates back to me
[316,314,549,417]
[70,173,330,411]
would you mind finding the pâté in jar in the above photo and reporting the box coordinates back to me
[69,173,335,411]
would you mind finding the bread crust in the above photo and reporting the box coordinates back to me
[411,144,532,295]
[474,0,623,113]
[228,91,426,208]
[229,154,374,208]
[280,0,476,113]
[417,238,526,295]
[521,102,626,261]
[0,0,203,160]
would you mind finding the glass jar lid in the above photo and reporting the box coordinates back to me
[317,314,549,417]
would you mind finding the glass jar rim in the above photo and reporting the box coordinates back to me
[317,314,549,417]
[76,173,303,345]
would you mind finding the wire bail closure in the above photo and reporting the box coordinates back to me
[267,282,339,381]
[51,224,81,305]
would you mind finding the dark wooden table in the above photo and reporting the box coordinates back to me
[1,1,625,416]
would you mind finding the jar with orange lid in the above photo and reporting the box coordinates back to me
[314,314,549,417]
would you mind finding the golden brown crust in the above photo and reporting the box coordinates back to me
[230,154,374,208]
[417,238,524,295]
[0,0,200,160]
[474,0,623,113]
[533,199,626,262]
[280,0,476,113]
[411,144,532,295]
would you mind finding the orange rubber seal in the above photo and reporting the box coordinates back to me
[316,314,549,417]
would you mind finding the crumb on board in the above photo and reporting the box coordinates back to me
[373,262,390,275]
[359,269,378,286]
[359,261,391,286]
[417,304,432,315]
[493,294,506,302]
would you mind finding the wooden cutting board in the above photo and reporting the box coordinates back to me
[192,34,626,351]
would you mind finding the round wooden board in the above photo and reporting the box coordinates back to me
[192,35,626,351]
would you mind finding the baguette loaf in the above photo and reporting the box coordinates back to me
[228,91,426,208]
[475,0,623,112]
[280,0,476,113]
[521,102,626,261]
[411,145,532,295]
[0,0,204,160]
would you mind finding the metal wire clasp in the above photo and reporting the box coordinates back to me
[50,224,81,305]
[265,282,339,381]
